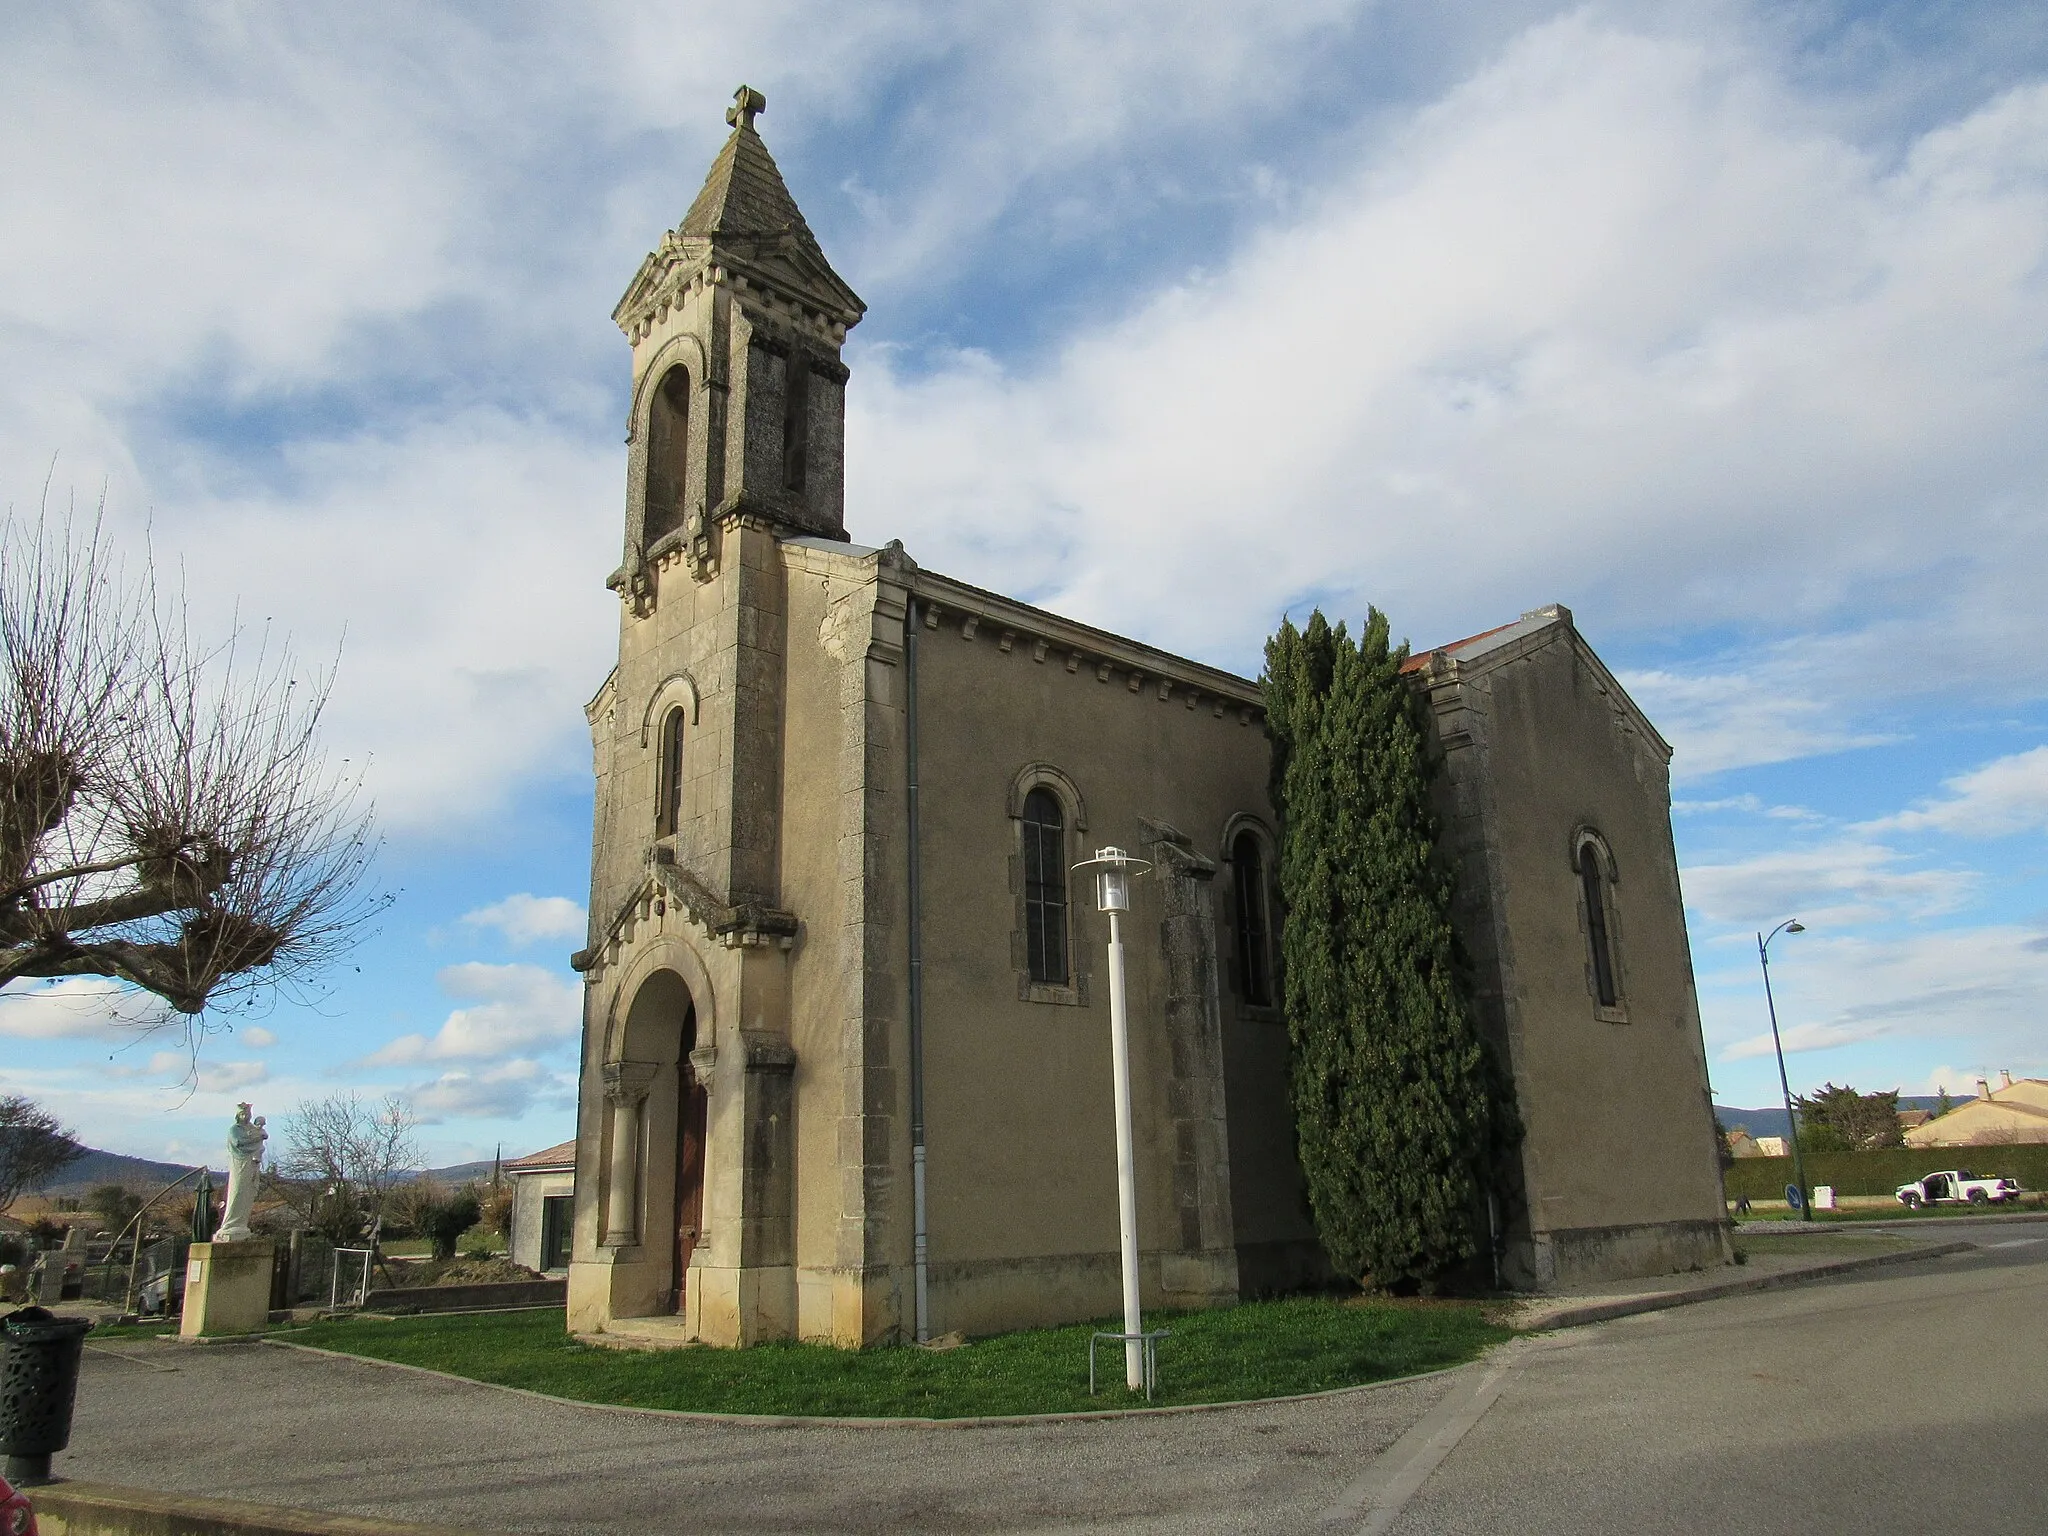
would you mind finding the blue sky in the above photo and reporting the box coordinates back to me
[3,1,2045,1166]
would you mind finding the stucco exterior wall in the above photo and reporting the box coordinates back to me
[510,1170,574,1273]
[1419,617,1730,1288]
[906,588,1314,1335]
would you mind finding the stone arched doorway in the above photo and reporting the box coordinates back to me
[616,967,707,1318]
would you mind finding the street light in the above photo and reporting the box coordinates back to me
[1072,845,1151,1392]
[1758,918,1810,1221]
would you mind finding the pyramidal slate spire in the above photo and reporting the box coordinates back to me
[615,84,863,340]
[678,86,817,248]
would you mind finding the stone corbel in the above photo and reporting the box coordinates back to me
[687,1043,718,1093]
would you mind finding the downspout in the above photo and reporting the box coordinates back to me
[905,592,930,1343]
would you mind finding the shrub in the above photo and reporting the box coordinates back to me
[422,1191,483,1261]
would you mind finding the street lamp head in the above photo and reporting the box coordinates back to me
[1786,921,1805,933]
[1072,846,1152,914]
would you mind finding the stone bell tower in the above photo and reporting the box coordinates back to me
[570,86,874,1346]
[610,84,866,598]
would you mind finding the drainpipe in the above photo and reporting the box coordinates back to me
[905,593,930,1343]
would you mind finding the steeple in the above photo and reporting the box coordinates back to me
[611,86,866,593]
[615,85,863,344]
[678,88,815,245]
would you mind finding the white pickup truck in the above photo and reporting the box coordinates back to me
[1895,1169,2022,1208]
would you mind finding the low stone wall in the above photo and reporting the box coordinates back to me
[27,1480,496,1536]
[361,1279,564,1314]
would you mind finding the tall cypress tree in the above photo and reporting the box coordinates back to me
[1264,607,1516,1288]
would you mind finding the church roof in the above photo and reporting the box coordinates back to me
[1400,611,1553,673]
[679,88,822,251]
[503,1139,577,1174]
[615,86,865,336]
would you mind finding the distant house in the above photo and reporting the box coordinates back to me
[1754,1136,1789,1158]
[1905,1074,2048,1147]
[1725,1127,1765,1158]
[504,1141,576,1275]
[1896,1109,1933,1135]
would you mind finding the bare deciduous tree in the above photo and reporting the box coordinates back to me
[0,1093,85,1211]
[273,1091,421,1238]
[0,511,383,1035]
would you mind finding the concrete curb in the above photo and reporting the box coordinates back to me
[258,1337,1473,1429]
[25,1479,502,1536]
[1516,1240,1973,1331]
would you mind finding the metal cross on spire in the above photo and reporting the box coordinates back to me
[726,85,766,131]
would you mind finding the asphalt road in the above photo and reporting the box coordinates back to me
[1378,1216,2048,1535]
[57,1219,2048,1534]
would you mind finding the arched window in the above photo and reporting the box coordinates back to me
[1231,829,1275,1008]
[1021,787,1068,986]
[1577,836,1619,1010]
[781,352,810,492]
[654,706,685,837]
[645,365,690,545]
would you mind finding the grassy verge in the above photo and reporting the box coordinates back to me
[281,1296,1509,1418]
[1732,1232,1921,1261]
[1733,1199,2046,1226]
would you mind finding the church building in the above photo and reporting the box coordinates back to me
[566,88,1731,1348]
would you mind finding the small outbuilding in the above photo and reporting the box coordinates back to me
[504,1140,577,1275]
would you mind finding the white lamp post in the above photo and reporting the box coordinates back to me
[1072,845,1152,1391]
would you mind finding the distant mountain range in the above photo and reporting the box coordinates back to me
[1714,1097,1951,1142]
[35,1148,538,1198]
[38,1148,220,1197]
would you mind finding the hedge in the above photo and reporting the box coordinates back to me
[1722,1145,2048,1200]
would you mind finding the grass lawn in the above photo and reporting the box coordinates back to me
[1733,1199,2047,1226]
[1732,1232,1921,1260]
[279,1296,1510,1419]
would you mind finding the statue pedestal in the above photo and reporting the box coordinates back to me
[180,1240,274,1337]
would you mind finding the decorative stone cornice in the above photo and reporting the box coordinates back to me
[572,849,799,979]
[648,848,799,949]
[911,570,1266,726]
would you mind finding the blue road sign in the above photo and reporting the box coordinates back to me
[1786,1184,1804,1210]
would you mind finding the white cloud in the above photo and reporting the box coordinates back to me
[1619,668,1894,781]
[1867,746,2048,838]
[460,894,588,947]
[848,16,2048,734]
[104,1051,270,1094]
[362,963,580,1066]
[160,413,621,835]
[237,1027,278,1049]
[407,1058,568,1122]
[1672,793,1820,821]
[0,980,163,1042]
[1682,840,1975,930]
[1705,926,2048,1076]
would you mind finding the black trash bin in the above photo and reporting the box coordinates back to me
[0,1305,93,1485]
